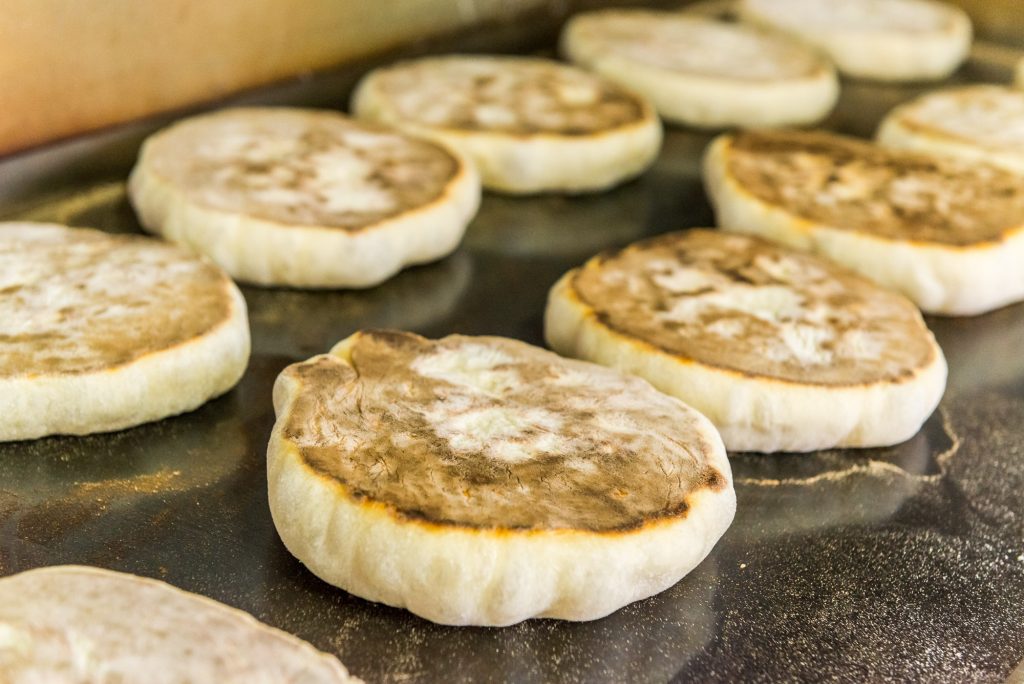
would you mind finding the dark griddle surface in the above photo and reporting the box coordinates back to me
[2,25,1024,684]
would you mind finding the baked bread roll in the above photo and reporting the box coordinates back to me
[0,565,357,682]
[0,223,249,441]
[351,56,662,193]
[738,0,971,82]
[129,107,480,288]
[545,229,946,453]
[268,330,734,626]
[704,129,1024,315]
[560,9,838,129]
[877,85,1024,173]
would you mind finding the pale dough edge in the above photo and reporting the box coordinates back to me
[560,17,840,129]
[0,282,250,442]
[127,132,481,288]
[545,272,947,453]
[876,110,1024,174]
[350,72,663,194]
[3,565,358,682]
[702,135,1024,316]
[266,333,736,626]
[738,1,972,82]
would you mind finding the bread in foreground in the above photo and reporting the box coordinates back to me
[877,85,1024,174]
[129,107,480,288]
[352,55,662,194]
[703,129,1024,315]
[561,9,838,129]
[0,565,358,683]
[738,0,971,82]
[0,222,249,441]
[268,330,734,626]
[545,229,947,453]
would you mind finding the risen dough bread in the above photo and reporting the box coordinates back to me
[268,330,734,626]
[0,565,357,683]
[877,85,1024,174]
[545,229,946,453]
[129,107,480,288]
[704,129,1024,315]
[0,223,249,441]
[561,9,838,129]
[351,55,662,194]
[738,0,971,82]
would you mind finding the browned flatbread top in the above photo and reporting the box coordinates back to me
[0,224,235,377]
[567,10,830,81]
[888,85,1024,152]
[0,566,354,682]
[571,229,937,385]
[277,330,727,533]
[137,108,460,229]
[361,56,648,136]
[723,129,1024,246]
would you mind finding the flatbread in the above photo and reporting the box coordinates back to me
[128,107,480,288]
[545,229,946,452]
[561,9,838,128]
[268,330,734,626]
[0,223,249,441]
[351,55,661,193]
[704,129,1024,315]
[0,565,357,682]
[877,85,1024,173]
[738,0,971,82]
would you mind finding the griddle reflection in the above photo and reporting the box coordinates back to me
[243,250,472,358]
[729,406,956,540]
[486,555,720,683]
[265,550,721,683]
[464,182,652,259]
[0,390,248,568]
[928,302,1024,395]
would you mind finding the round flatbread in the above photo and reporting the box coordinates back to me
[268,330,734,626]
[703,129,1024,315]
[738,0,971,82]
[545,229,947,453]
[0,223,249,441]
[0,565,357,683]
[128,107,480,288]
[561,9,838,128]
[351,55,662,194]
[877,85,1024,173]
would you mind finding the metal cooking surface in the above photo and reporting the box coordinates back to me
[2,42,1024,683]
